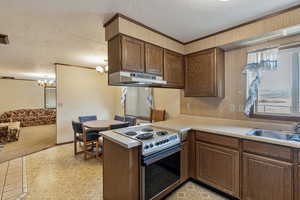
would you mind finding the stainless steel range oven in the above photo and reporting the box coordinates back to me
[141,144,181,200]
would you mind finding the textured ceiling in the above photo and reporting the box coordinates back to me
[0,0,299,79]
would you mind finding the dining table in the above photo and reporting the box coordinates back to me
[83,120,127,131]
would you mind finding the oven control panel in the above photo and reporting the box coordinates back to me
[142,134,180,156]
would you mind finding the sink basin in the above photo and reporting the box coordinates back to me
[248,129,300,142]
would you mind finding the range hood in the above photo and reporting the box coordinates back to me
[109,71,167,87]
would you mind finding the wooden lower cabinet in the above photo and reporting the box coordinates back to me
[296,165,300,200]
[243,153,293,200]
[103,138,140,200]
[180,141,189,183]
[195,141,240,198]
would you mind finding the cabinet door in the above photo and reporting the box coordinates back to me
[164,50,184,88]
[108,35,121,74]
[145,43,163,75]
[180,141,189,183]
[185,48,224,97]
[243,153,293,200]
[296,165,300,200]
[121,36,145,72]
[196,141,240,198]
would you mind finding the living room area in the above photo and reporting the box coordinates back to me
[0,78,56,163]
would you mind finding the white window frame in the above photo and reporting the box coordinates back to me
[247,45,300,118]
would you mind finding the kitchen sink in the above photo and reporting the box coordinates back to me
[248,129,300,142]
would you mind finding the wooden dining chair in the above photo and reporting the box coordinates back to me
[82,126,101,160]
[72,121,100,159]
[78,115,97,123]
[150,108,166,123]
[125,115,137,126]
[114,115,125,121]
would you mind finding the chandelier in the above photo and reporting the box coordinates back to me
[37,79,55,87]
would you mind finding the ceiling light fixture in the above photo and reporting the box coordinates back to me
[218,0,230,2]
[96,65,108,74]
[37,79,55,87]
[96,59,109,74]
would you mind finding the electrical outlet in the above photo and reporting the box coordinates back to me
[239,105,244,112]
[187,103,191,112]
[229,104,235,112]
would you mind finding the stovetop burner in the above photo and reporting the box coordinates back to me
[141,127,154,132]
[136,132,154,140]
[156,131,168,136]
[124,131,138,136]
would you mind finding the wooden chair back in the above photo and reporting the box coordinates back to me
[114,115,125,121]
[150,109,166,123]
[72,121,83,134]
[110,122,130,130]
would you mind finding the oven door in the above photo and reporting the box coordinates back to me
[141,144,181,200]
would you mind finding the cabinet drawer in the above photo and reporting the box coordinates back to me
[243,140,293,162]
[195,131,240,149]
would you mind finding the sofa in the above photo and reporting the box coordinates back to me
[0,109,56,127]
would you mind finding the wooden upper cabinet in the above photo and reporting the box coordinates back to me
[195,141,240,198]
[243,153,293,200]
[145,43,163,75]
[185,48,224,97]
[121,35,145,72]
[164,50,184,88]
[108,35,122,74]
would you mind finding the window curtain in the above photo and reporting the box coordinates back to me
[120,87,128,115]
[242,48,279,116]
[145,88,153,108]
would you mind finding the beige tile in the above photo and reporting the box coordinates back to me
[20,143,230,200]
[0,158,26,200]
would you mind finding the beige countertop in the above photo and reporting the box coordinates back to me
[153,115,300,148]
[102,115,300,149]
[102,130,141,149]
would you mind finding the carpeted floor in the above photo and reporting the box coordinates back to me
[0,125,56,163]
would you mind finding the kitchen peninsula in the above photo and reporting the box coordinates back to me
[102,115,300,200]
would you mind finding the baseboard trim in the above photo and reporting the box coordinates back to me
[56,141,73,145]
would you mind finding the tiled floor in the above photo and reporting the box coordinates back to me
[166,182,228,200]
[1,143,229,200]
[25,144,102,200]
[0,158,27,200]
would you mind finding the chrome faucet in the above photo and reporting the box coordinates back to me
[294,122,300,134]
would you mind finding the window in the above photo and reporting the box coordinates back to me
[45,87,56,109]
[125,87,150,119]
[248,45,300,118]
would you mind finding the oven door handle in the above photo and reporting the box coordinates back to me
[142,144,181,166]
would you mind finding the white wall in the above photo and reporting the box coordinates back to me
[56,65,118,144]
[0,79,44,114]
[153,88,180,119]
